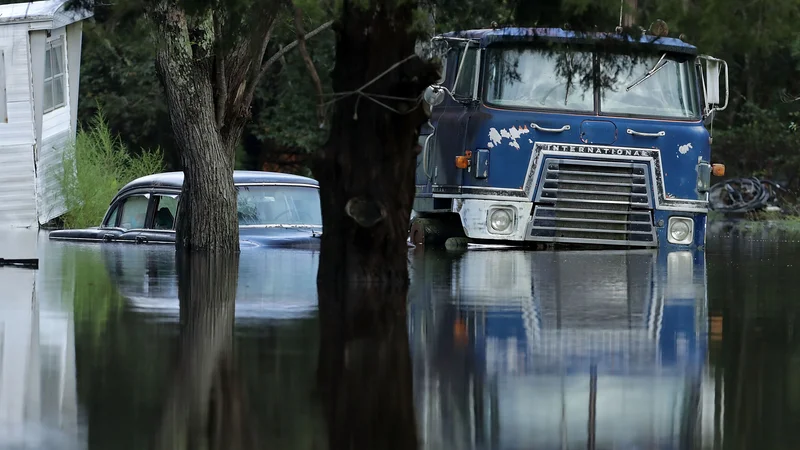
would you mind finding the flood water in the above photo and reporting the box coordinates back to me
[1,229,799,449]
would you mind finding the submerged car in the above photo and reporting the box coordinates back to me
[48,170,322,248]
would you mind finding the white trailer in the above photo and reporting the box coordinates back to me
[0,0,92,229]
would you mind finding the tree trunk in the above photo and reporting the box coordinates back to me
[317,283,418,450]
[153,251,259,450]
[312,0,439,287]
[152,6,239,253]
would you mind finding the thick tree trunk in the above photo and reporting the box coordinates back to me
[153,252,259,450]
[317,283,418,450]
[153,6,239,253]
[312,0,439,287]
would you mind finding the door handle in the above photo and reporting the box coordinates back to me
[103,233,114,242]
[531,123,570,133]
[627,128,665,137]
[135,235,148,244]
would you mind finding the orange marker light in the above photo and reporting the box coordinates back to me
[455,155,470,169]
[712,163,725,177]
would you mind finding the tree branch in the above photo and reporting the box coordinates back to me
[292,2,326,127]
[241,18,333,120]
[261,19,333,78]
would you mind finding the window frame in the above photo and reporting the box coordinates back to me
[0,49,7,123]
[43,36,67,114]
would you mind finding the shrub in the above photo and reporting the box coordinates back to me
[58,110,164,229]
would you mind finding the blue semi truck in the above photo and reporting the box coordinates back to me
[411,24,728,249]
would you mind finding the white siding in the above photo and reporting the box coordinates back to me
[0,23,37,228]
[37,27,70,225]
[0,144,37,227]
[0,23,34,145]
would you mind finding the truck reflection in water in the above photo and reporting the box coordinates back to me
[409,248,715,450]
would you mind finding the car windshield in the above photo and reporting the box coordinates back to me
[236,184,321,226]
[484,46,700,119]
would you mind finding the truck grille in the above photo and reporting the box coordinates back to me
[530,158,657,246]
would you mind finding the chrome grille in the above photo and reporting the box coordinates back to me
[530,158,657,246]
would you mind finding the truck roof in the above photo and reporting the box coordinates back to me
[439,27,697,55]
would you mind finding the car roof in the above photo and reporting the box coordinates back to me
[438,27,697,55]
[117,170,319,194]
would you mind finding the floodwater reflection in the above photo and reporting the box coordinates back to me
[8,231,800,449]
[152,252,260,449]
[409,248,711,449]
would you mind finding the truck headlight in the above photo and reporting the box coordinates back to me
[667,216,694,245]
[487,207,514,234]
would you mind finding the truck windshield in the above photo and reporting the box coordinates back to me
[484,46,700,119]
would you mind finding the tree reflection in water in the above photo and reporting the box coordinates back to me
[152,251,259,450]
[317,281,418,450]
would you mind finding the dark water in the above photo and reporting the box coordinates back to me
[1,230,799,449]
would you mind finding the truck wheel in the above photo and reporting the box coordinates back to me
[409,216,466,247]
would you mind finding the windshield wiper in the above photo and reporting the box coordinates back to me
[626,53,669,92]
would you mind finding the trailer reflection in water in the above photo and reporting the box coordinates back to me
[408,248,715,450]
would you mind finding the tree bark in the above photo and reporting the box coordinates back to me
[153,251,259,450]
[317,282,418,450]
[312,0,439,287]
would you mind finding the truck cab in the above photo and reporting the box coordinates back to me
[411,26,728,250]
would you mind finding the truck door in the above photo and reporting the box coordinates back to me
[422,42,481,194]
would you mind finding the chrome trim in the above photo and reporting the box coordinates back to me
[235,183,319,189]
[431,142,709,213]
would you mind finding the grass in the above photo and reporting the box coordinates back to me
[58,110,165,229]
[709,209,800,239]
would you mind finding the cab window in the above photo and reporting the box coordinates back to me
[453,46,479,98]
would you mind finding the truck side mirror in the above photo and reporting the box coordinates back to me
[700,55,729,113]
[423,85,446,107]
[705,59,720,105]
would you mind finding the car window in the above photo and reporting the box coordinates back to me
[118,194,150,229]
[152,194,179,230]
[104,204,120,228]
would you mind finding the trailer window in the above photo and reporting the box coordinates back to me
[600,53,700,119]
[44,38,66,113]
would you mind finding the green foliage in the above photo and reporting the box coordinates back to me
[713,102,800,187]
[78,20,177,166]
[58,110,165,229]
